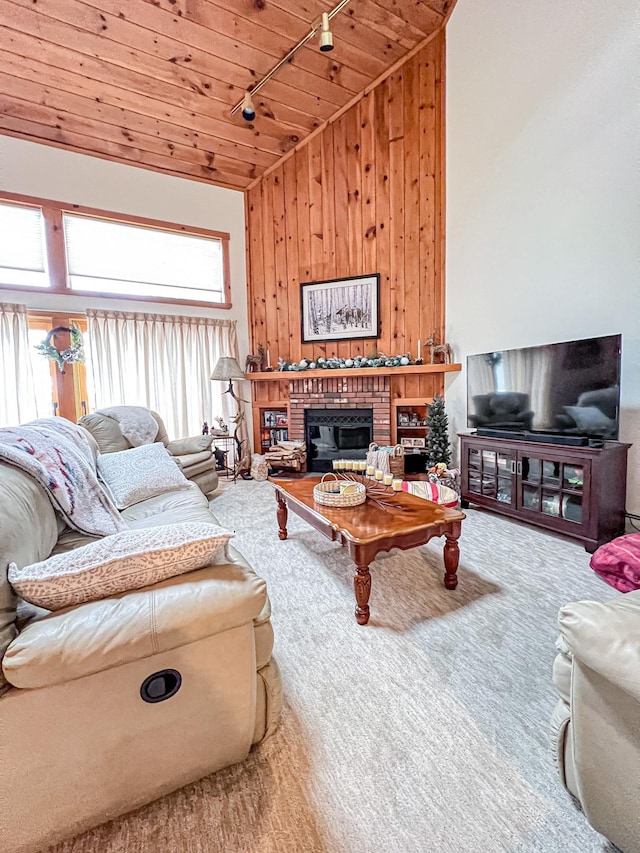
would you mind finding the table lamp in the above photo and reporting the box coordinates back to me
[211,356,248,480]
[210,356,245,404]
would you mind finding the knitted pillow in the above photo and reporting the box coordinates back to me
[401,480,459,507]
[8,522,235,611]
[590,534,640,593]
[97,442,190,509]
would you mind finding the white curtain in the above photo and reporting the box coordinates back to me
[85,310,245,440]
[0,302,38,426]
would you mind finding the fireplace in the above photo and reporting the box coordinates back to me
[305,408,373,473]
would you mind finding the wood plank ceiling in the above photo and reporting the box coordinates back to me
[0,0,453,190]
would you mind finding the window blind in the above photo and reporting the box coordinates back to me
[63,214,226,303]
[0,203,48,288]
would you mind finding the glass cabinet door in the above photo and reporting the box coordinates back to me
[518,454,584,526]
[466,445,515,505]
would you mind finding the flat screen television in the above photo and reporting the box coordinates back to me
[467,334,622,441]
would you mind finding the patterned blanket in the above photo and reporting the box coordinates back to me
[0,418,126,537]
[96,406,159,447]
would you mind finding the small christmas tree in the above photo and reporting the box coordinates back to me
[425,395,451,468]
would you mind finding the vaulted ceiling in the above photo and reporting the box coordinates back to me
[0,0,455,190]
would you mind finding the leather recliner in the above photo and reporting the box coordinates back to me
[551,593,640,852]
[79,408,219,495]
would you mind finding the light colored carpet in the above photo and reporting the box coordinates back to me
[51,480,620,853]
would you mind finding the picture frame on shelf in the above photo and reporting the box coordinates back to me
[412,438,426,448]
[300,273,380,343]
[398,413,410,426]
[400,438,414,448]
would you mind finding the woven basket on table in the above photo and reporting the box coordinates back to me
[313,473,366,508]
[367,443,405,479]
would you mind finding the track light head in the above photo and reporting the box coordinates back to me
[241,92,256,122]
[319,12,334,52]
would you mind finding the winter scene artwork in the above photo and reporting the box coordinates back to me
[300,274,380,343]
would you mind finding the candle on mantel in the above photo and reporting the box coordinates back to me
[417,339,421,361]
[266,349,271,368]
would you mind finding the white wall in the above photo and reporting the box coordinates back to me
[446,0,640,514]
[0,137,249,359]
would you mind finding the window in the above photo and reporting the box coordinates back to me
[0,194,231,307]
[0,202,48,288]
[63,214,227,303]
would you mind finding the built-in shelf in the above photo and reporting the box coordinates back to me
[245,363,461,381]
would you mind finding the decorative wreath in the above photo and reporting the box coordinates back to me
[34,324,85,372]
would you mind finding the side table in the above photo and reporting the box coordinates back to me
[211,435,235,479]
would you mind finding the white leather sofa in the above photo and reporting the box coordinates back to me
[552,594,640,852]
[0,438,281,852]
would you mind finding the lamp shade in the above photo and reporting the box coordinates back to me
[211,356,245,382]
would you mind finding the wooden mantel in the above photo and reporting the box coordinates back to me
[245,364,461,382]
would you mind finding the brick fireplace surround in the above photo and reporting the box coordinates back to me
[288,376,391,446]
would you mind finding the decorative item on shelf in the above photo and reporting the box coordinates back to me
[202,422,209,435]
[425,395,452,468]
[425,333,454,365]
[414,338,423,365]
[34,324,85,373]
[245,344,266,373]
[214,415,228,434]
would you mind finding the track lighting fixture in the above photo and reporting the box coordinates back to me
[230,0,351,119]
[241,92,256,122]
[319,12,334,52]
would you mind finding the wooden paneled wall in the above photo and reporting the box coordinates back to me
[245,31,446,402]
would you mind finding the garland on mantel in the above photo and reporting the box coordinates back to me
[277,354,420,372]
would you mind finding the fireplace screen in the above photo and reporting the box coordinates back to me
[305,408,373,473]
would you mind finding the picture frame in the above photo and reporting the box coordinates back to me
[398,413,410,426]
[412,437,426,448]
[300,274,380,343]
[400,438,414,448]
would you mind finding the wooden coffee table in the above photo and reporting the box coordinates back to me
[271,477,466,625]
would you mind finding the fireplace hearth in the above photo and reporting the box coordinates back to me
[305,408,373,473]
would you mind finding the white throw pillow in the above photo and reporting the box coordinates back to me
[9,522,235,611]
[97,442,190,509]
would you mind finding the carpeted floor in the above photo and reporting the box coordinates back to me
[51,480,620,853]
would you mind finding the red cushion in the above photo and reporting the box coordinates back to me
[590,534,640,592]
[401,480,459,508]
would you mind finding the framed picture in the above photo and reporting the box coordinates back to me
[400,438,414,448]
[412,437,426,448]
[300,274,380,343]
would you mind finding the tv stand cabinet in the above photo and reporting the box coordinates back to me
[459,434,630,552]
